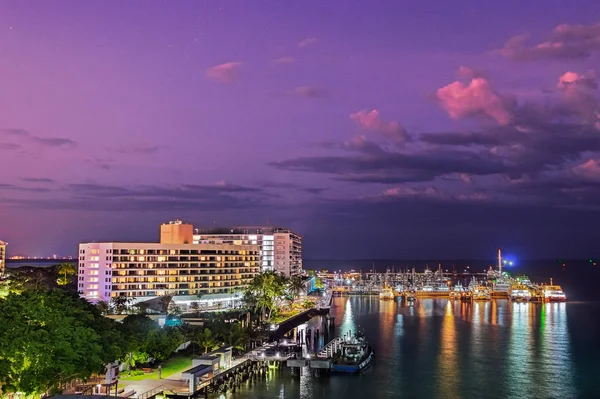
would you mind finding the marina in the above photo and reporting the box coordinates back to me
[327,249,567,303]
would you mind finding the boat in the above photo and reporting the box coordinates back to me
[541,278,566,302]
[510,284,532,302]
[331,331,375,373]
[379,287,395,300]
[472,285,491,301]
[449,283,464,300]
[460,291,473,301]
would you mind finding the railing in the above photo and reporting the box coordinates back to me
[136,385,165,399]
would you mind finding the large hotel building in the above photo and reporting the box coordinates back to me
[78,221,302,303]
[194,226,302,276]
[0,240,6,278]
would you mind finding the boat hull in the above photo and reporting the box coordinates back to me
[332,351,374,374]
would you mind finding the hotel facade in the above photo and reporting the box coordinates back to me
[0,240,6,278]
[194,226,302,277]
[78,221,260,303]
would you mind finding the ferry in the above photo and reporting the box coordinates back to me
[510,284,532,302]
[331,331,375,374]
[541,279,567,302]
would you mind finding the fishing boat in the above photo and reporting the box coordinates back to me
[331,331,375,374]
[541,278,566,302]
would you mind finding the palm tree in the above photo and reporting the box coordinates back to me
[57,263,77,286]
[286,276,305,307]
[222,323,248,353]
[194,328,219,354]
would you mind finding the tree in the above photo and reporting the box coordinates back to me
[0,290,125,397]
[221,323,248,353]
[57,263,77,286]
[96,300,110,315]
[194,328,219,354]
[167,301,182,316]
[111,295,131,314]
[286,276,305,307]
[145,327,183,361]
[244,271,287,321]
[120,315,159,372]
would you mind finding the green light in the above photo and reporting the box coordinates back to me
[590,259,594,263]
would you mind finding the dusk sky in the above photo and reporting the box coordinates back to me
[1,1,600,260]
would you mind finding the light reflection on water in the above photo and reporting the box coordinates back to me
[222,297,582,399]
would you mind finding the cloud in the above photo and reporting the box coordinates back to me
[556,71,599,125]
[0,143,22,150]
[287,86,325,98]
[571,159,600,182]
[0,128,76,148]
[269,69,600,210]
[350,110,409,144]
[21,177,54,183]
[494,22,600,61]
[206,62,242,82]
[272,56,295,64]
[383,186,439,198]
[260,181,328,195]
[0,183,51,193]
[436,73,514,125]
[298,37,317,48]
[114,144,161,155]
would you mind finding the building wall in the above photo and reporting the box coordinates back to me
[160,220,194,244]
[0,241,6,278]
[78,242,260,303]
[194,227,302,277]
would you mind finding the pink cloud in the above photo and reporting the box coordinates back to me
[494,22,600,61]
[572,159,600,181]
[206,62,242,82]
[298,37,317,48]
[557,71,599,124]
[350,110,408,144]
[272,56,295,64]
[436,74,514,125]
[383,186,439,198]
[459,173,472,184]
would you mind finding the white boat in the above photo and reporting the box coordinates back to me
[472,285,491,300]
[541,279,566,302]
[510,284,532,301]
[379,287,395,300]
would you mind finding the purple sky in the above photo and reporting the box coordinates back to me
[1,1,600,260]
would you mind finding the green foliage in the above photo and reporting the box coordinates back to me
[221,323,248,352]
[145,327,183,361]
[194,328,219,354]
[111,295,132,314]
[0,289,126,396]
[57,263,77,286]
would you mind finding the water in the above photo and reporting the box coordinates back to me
[219,297,600,398]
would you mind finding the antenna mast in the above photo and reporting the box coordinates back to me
[497,248,502,274]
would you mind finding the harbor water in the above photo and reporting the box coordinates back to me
[218,297,599,398]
